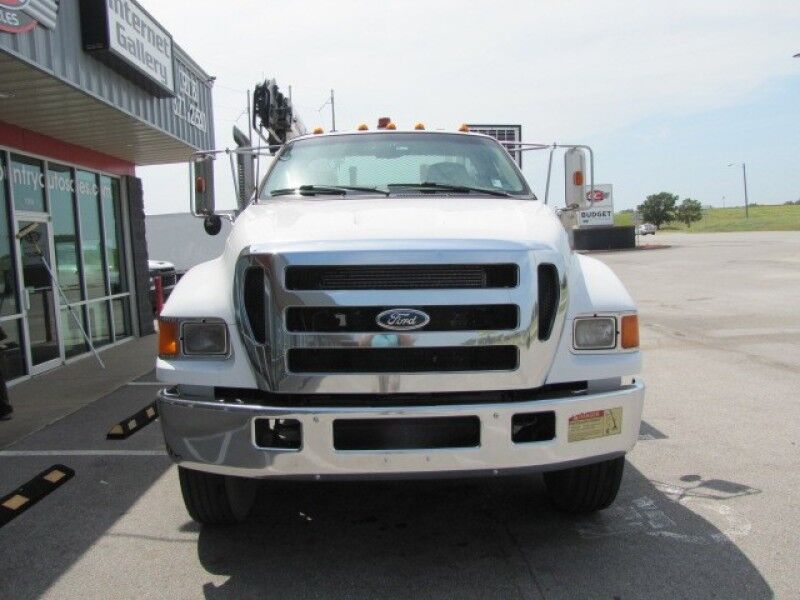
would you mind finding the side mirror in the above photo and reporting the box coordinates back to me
[203,215,222,236]
[190,156,216,217]
[564,148,586,209]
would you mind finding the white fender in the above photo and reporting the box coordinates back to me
[546,254,641,384]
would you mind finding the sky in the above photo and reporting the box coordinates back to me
[138,0,800,215]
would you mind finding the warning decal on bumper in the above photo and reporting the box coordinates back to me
[568,407,622,443]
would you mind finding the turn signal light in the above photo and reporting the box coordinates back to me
[621,315,639,349]
[158,320,179,357]
[573,171,585,186]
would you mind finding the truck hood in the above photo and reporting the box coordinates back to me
[226,197,570,255]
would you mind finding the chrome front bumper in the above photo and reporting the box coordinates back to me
[157,382,644,479]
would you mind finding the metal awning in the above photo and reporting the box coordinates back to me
[0,51,200,166]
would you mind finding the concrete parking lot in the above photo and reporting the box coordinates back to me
[0,231,797,599]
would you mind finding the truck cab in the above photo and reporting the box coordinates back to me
[156,124,644,524]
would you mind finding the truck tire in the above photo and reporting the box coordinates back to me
[178,467,257,525]
[543,456,625,513]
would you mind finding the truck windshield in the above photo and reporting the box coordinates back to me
[260,132,531,198]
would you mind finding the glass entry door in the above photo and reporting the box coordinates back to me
[17,218,62,374]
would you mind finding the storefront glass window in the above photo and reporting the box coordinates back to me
[101,176,128,295]
[0,151,133,377]
[77,171,108,300]
[112,297,132,340]
[11,155,46,212]
[88,300,112,348]
[49,165,83,304]
[0,154,19,318]
[0,319,25,380]
[60,306,88,359]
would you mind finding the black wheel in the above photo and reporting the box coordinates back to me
[543,456,625,513]
[178,466,257,525]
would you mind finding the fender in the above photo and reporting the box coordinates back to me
[546,254,641,384]
[157,257,259,388]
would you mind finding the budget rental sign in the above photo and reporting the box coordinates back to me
[578,184,614,227]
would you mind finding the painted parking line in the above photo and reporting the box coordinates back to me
[107,402,159,440]
[0,450,167,457]
[0,465,75,528]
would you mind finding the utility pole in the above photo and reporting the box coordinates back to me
[728,163,750,219]
[741,162,749,219]
[318,89,336,132]
[330,89,336,132]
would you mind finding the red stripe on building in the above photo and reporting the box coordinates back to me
[0,120,135,177]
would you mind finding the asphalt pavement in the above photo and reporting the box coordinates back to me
[0,231,797,599]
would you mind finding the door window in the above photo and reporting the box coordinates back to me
[18,220,60,367]
[11,155,46,212]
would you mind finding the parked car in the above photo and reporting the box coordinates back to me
[148,259,178,314]
[638,223,657,235]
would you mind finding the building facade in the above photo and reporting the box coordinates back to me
[0,0,214,382]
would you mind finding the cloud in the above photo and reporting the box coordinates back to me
[139,0,800,214]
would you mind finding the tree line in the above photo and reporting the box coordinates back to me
[638,192,703,229]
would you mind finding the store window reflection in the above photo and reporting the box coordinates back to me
[112,297,131,339]
[101,176,127,295]
[0,153,134,377]
[0,154,19,318]
[77,171,108,299]
[88,300,111,348]
[50,165,83,304]
[60,306,88,359]
[0,320,25,380]
[0,154,24,379]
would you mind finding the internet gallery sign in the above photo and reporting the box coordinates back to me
[80,0,174,97]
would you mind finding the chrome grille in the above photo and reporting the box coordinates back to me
[234,244,567,394]
[285,264,518,290]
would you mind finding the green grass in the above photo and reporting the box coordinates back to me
[614,204,800,232]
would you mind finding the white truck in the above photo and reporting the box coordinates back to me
[156,87,643,525]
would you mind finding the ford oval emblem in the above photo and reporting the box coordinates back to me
[376,308,430,331]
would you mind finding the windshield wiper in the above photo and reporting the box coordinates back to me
[271,185,389,197]
[388,182,514,198]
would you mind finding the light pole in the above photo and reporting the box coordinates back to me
[318,89,336,132]
[728,162,749,218]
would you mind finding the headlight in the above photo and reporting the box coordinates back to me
[181,321,229,356]
[573,317,616,350]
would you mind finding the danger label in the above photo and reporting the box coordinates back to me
[568,407,622,442]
